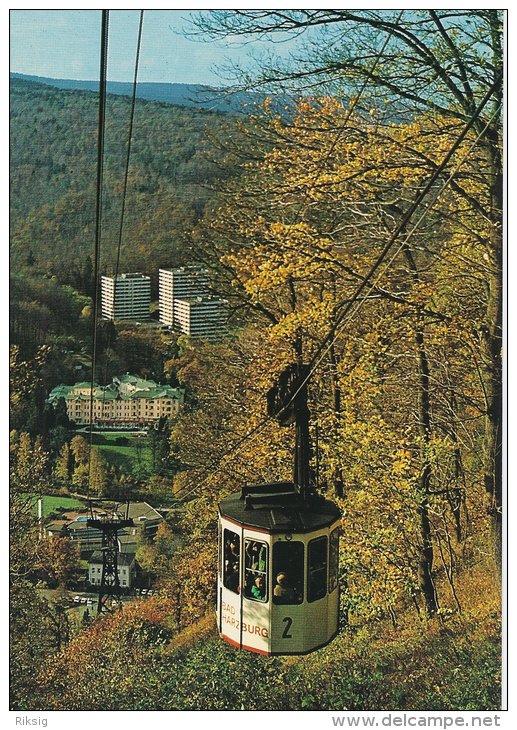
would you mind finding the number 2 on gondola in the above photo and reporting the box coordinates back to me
[282,616,293,638]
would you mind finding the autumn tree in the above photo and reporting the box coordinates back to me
[9,344,50,434]
[182,90,497,617]
[32,598,178,710]
[136,522,179,582]
[191,8,503,563]
[68,434,90,492]
[9,432,65,708]
[70,434,89,465]
[35,536,80,587]
[89,446,108,497]
[54,441,72,484]
[10,431,49,500]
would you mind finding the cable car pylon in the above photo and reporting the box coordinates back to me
[87,506,134,614]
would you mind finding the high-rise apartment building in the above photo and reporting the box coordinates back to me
[159,267,209,327]
[174,296,228,340]
[101,272,151,321]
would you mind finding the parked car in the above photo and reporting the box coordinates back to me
[141,589,147,596]
[73,596,81,603]
[80,597,87,604]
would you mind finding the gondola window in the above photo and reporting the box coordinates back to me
[308,536,328,602]
[244,539,268,602]
[273,541,304,604]
[223,529,240,594]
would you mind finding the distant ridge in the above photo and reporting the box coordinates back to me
[10,72,260,114]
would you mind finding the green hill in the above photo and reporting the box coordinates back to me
[10,72,263,114]
[10,77,234,277]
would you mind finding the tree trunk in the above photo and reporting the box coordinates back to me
[400,233,439,616]
[446,391,464,542]
[415,324,439,616]
[480,122,503,568]
[480,229,503,566]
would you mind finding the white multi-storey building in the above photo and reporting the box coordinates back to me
[101,272,151,321]
[159,267,209,327]
[174,296,228,340]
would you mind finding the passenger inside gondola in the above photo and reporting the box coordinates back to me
[273,572,296,604]
[223,529,241,593]
[226,562,240,593]
[229,540,239,560]
[272,541,304,604]
[247,541,266,572]
[251,575,266,601]
[244,539,268,601]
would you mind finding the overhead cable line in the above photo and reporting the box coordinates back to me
[87,11,144,515]
[87,9,109,516]
[83,12,148,614]
[281,70,503,416]
[99,11,144,416]
[298,99,504,397]
[113,10,144,287]
[170,417,275,505]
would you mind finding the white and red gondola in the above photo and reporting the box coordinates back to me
[217,363,341,655]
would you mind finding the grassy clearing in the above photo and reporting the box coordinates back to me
[91,432,154,477]
[31,494,85,517]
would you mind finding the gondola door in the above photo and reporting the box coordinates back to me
[240,530,270,654]
[218,519,272,653]
[218,520,242,648]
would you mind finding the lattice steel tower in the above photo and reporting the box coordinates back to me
[87,512,134,614]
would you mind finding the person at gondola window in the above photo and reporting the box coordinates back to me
[273,572,296,603]
[246,541,266,572]
[272,541,304,604]
[226,562,240,593]
[244,538,268,601]
[251,575,266,601]
[223,530,240,594]
[229,540,239,561]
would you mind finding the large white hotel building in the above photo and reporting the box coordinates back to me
[48,375,184,427]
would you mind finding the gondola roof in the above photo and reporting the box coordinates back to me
[219,481,341,533]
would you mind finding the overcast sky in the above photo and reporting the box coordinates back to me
[10,9,300,86]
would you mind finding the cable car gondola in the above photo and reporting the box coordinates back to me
[217,363,341,655]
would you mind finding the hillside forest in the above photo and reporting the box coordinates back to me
[10,10,503,712]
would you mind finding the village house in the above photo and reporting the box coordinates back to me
[88,551,137,590]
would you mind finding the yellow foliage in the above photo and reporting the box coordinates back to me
[171,97,494,621]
